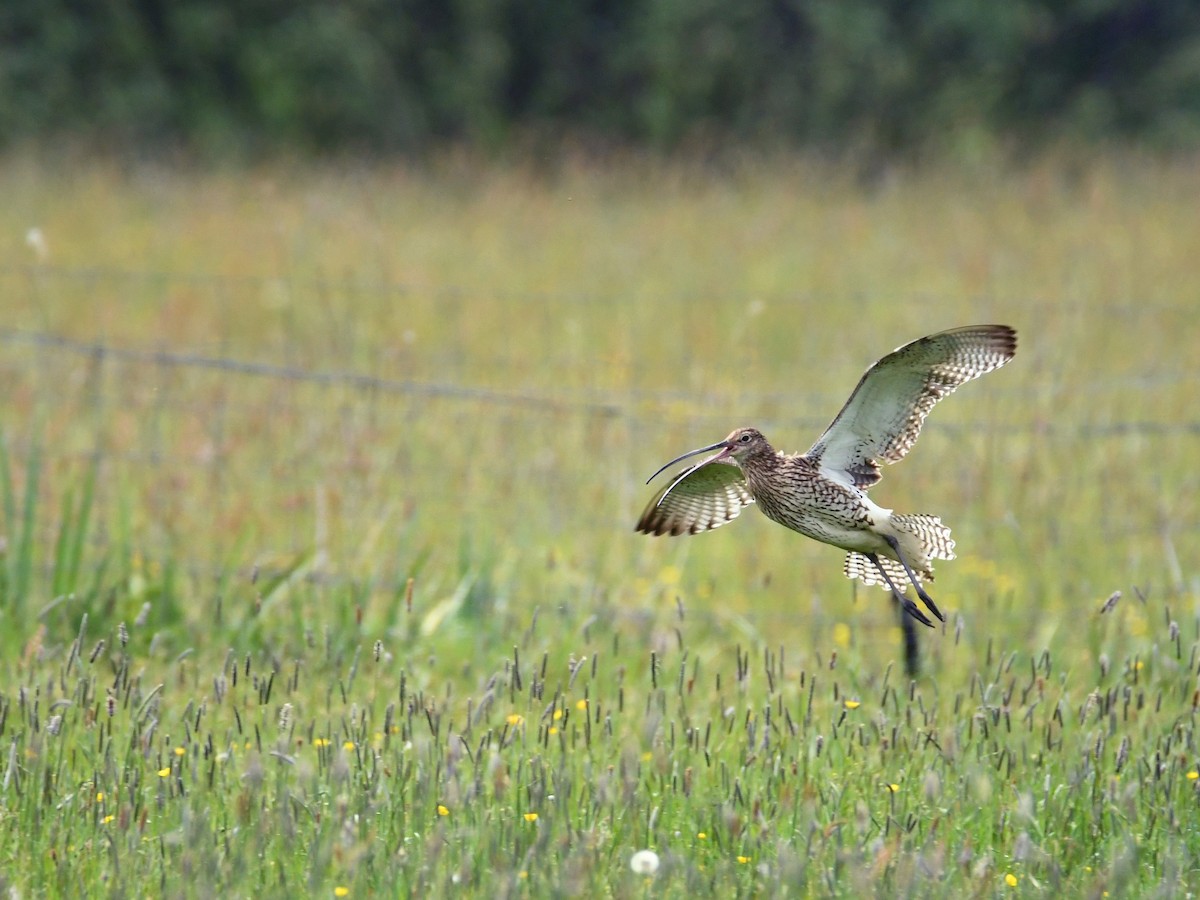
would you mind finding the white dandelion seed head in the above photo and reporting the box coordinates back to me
[26,227,48,262]
[630,849,660,875]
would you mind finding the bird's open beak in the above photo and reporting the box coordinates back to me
[645,440,733,484]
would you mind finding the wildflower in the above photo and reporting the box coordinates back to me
[102,815,115,824]
[524,813,539,822]
[553,709,563,721]
[1188,771,1199,781]
[659,565,681,585]
[174,747,185,757]
[1005,874,1018,887]
[833,622,851,649]
[630,849,660,875]
[641,752,652,762]
[737,856,751,864]
[548,727,558,736]
[96,792,105,802]
[506,714,524,726]
[697,832,707,840]
[886,783,899,793]
[334,888,350,897]
[158,767,171,778]
[575,699,588,710]
[844,700,861,710]
[343,741,355,751]
[437,805,450,817]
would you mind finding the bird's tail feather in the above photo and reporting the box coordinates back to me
[892,514,956,563]
[844,514,954,591]
[844,552,909,588]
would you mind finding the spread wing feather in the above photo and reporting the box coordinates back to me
[634,460,754,536]
[806,325,1016,488]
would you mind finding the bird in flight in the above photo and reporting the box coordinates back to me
[636,324,1016,653]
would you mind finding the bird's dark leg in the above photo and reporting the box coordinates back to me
[867,553,934,628]
[882,535,945,623]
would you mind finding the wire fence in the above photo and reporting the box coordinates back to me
[2,267,1198,597]
[3,324,1199,439]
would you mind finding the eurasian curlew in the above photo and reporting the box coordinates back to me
[635,324,1017,669]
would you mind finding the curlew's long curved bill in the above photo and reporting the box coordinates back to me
[645,440,732,484]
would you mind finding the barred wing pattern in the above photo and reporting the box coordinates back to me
[635,461,754,536]
[806,324,1017,488]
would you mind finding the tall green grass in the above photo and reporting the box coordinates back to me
[0,150,1197,895]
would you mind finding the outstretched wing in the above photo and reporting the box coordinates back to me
[806,324,1016,488]
[635,460,754,536]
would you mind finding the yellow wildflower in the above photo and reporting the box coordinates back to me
[575,699,588,710]
[1005,873,1018,887]
[524,813,539,822]
[737,855,750,864]
[506,714,524,726]
[343,741,355,751]
[697,832,707,840]
[174,746,185,756]
[437,805,450,817]
[157,767,171,778]
[844,700,861,710]
[1188,771,1199,781]
[334,888,349,897]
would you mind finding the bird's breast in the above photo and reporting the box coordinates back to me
[747,465,880,548]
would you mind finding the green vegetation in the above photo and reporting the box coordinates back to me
[5,0,1200,153]
[0,151,1198,895]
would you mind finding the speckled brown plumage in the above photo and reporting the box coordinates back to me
[635,324,1017,640]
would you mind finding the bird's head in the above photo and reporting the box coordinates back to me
[722,427,771,461]
[645,427,772,483]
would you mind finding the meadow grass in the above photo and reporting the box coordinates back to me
[0,149,1198,896]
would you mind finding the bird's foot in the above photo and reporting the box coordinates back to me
[914,584,945,623]
[898,594,935,628]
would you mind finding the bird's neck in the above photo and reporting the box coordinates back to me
[738,448,792,491]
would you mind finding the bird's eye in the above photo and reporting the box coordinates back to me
[739,433,752,443]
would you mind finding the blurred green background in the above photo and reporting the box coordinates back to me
[5,0,1200,155]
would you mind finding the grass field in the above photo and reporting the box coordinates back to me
[0,149,1198,896]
